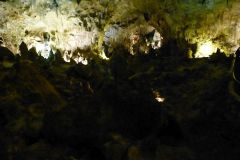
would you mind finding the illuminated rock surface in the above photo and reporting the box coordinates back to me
[1,0,239,59]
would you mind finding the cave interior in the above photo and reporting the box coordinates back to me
[0,0,240,160]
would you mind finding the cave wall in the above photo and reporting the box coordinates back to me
[0,0,239,59]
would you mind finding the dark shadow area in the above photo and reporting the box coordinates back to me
[0,41,239,160]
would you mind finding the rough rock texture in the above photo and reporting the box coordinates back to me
[1,1,240,160]
[0,40,240,159]
[0,0,239,60]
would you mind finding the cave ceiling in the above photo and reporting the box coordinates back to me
[0,0,239,61]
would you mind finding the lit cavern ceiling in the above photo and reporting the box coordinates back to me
[0,0,239,62]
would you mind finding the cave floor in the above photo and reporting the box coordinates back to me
[0,50,240,160]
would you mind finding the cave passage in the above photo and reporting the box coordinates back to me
[0,0,240,160]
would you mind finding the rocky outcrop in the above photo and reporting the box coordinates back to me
[0,37,240,159]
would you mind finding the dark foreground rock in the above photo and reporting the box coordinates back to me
[0,45,239,160]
